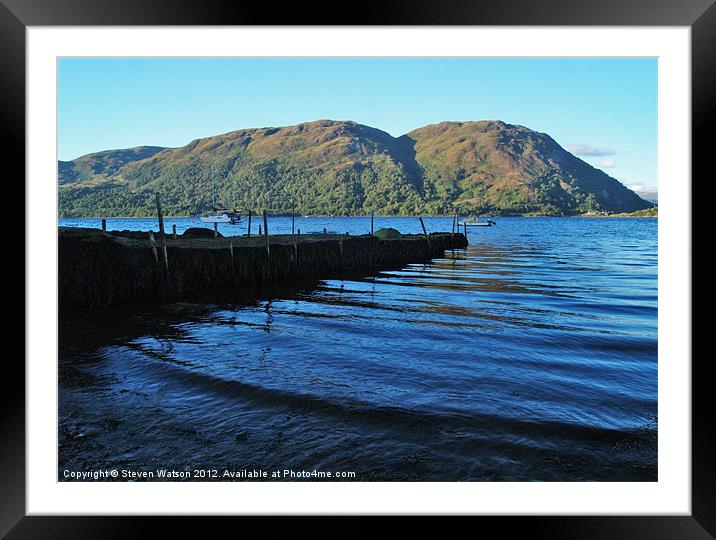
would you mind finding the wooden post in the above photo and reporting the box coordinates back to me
[155,193,168,270]
[419,216,431,248]
[101,218,106,232]
[323,228,327,235]
[263,210,270,256]
[463,221,467,237]
[247,210,252,238]
[451,215,456,235]
[213,223,218,238]
[148,232,159,264]
[293,228,298,269]
[155,193,165,235]
[291,204,295,236]
[172,224,177,240]
[370,210,374,236]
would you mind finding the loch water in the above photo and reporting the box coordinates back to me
[58,216,657,481]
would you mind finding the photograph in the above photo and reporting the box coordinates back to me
[57,56,659,483]
[6,3,707,531]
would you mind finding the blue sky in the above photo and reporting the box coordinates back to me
[58,57,657,193]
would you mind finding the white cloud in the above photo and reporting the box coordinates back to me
[622,180,657,194]
[565,144,617,157]
[626,181,647,192]
[597,159,616,169]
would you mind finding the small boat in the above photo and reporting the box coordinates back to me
[200,210,242,224]
[459,216,496,227]
[199,165,241,224]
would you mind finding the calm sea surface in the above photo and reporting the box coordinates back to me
[58,216,657,481]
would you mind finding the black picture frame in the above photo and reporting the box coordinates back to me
[5,0,708,536]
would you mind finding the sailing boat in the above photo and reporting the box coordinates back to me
[458,216,497,227]
[199,165,241,224]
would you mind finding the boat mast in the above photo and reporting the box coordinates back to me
[211,164,216,209]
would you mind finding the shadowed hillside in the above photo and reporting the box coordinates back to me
[58,146,166,186]
[58,120,651,217]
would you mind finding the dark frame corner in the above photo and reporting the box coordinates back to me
[7,0,710,537]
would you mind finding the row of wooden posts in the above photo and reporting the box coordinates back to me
[102,207,465,242]
[100,194,466,271]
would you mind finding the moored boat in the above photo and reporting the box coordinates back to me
[458,216,496,227]
[199,165,241,224]
[199,211,241,224]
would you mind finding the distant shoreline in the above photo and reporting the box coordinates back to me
[578,215,657,219]
[577,208,658,218]
[58,213,657,220]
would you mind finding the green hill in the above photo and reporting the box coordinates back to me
[58,119,652,217]
[59,146,165,186]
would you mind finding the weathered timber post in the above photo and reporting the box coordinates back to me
[162,241,169,270]
[101,219,106,232]
[229,239,234,272]
[214,223,218,238]
[323,228,327,235]
[263,210,270,256]
[419,217,431,249]
[247,210,252,238]
[293,229,298,270]
[451,214,456,247]
[155,193,165,234]
[155,193,168,270]
[370,210,374,236]
[148,232,159,264]
[464,221,467,238]
[172,224,177,240]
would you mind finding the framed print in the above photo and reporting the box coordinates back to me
[6,0,710,536]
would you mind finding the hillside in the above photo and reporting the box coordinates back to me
[58,146,165,186]
[58,120,652,217]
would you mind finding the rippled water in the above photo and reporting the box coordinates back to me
[59,216,657,481]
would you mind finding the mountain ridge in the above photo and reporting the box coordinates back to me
[58,119,651,217]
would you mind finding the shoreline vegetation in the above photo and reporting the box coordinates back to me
[61,209,657,220]
[577,207,658,218]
